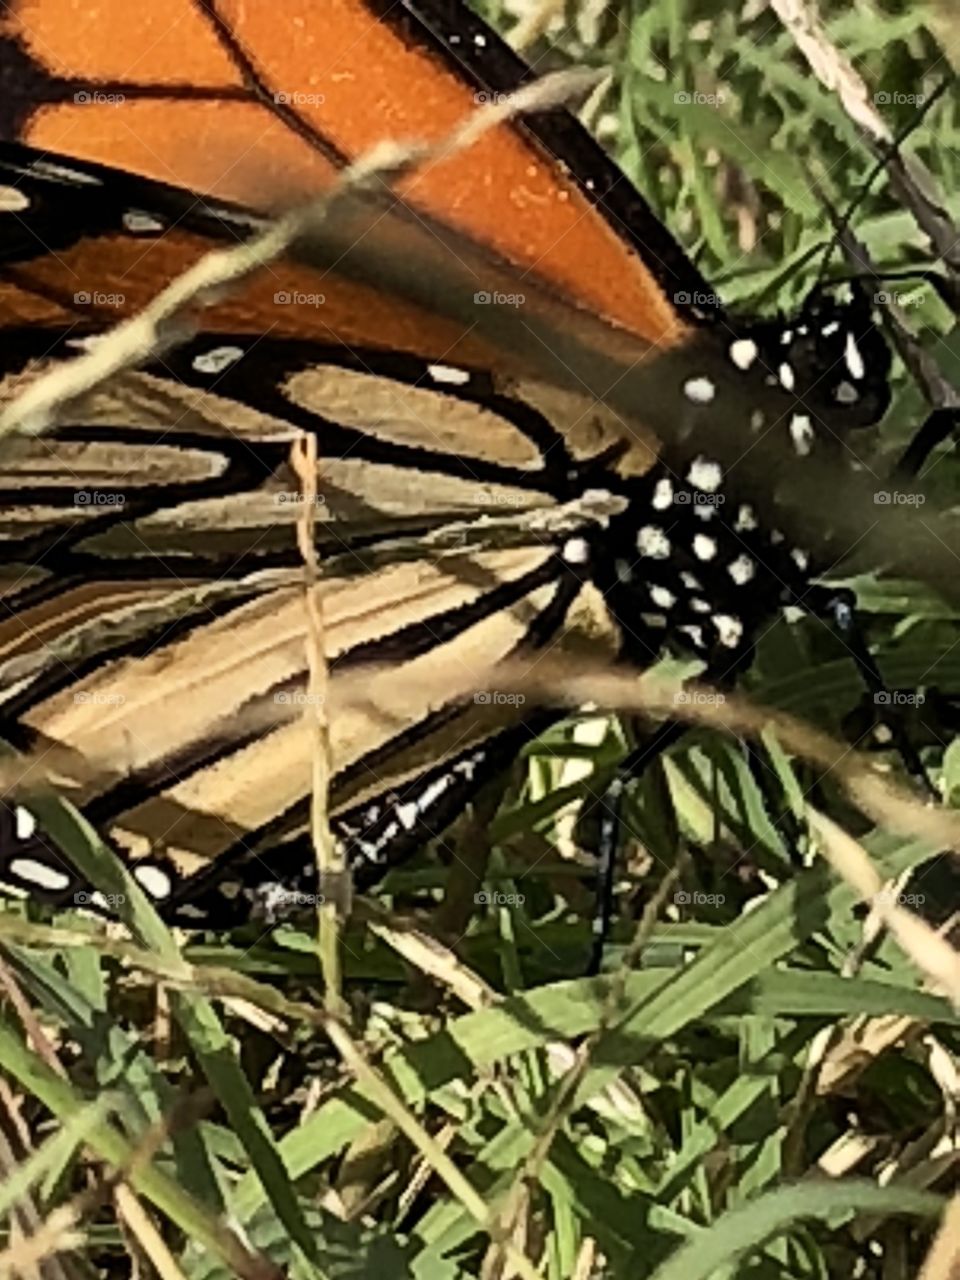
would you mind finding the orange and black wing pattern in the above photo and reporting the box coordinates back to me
[0,0,712,359]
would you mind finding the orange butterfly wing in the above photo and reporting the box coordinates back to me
[0,0,694,353]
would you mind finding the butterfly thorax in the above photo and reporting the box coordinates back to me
[592,288,891,675]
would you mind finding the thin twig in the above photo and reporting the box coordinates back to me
[290,434,344,1016]
[807,808,960,1005]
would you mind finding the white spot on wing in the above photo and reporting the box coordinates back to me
[791,548,809,571]
[735,505,758,532]
[693,534,717,561]
[652,478,673,510]
[32,160,102,186]
[9,859,70,892]
[778,362,796,392]
[14,807,36,840]
[123,210,164,233]
[0,186,29,212]
[427,364,470,385]
[650,585,676,609]
[396,802,419,830]
[193,346,244,375]
[134,866,172,899]
[680,571,702,591]
[562,537,589,565]
[421,776,453,809]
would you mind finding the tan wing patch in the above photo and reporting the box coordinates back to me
[10,546,573,870]
[284,366,545,469]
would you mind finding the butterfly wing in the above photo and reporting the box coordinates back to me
[0,0,707,345]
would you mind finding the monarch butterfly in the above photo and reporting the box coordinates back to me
[0,0,912,946]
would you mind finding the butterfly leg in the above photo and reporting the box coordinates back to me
[586,719,687,975]
[811,586,933,794]
[894,406,959,479]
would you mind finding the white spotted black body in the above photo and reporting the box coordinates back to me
[584,283,891,674]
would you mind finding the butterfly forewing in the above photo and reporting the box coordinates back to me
[0,309,630,910]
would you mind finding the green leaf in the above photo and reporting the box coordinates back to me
[649,1180,942,1280]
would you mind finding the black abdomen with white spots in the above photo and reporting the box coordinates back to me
[593,453,813,676]
[591,284,891,677]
